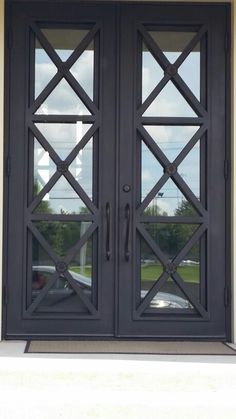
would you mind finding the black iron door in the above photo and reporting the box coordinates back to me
[5,2,229,339]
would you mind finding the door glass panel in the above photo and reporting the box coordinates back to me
[178,42,200,100]
[41,28,89,61]
[35,39,57,99]
[140,236,163,294]
[143,223,199,260]
[143,179,197,216]
[178,141,200,200]
[34,138,56,197]
[143,81,197,117]
[177,242,200,303]
[148,31,196,63]
[34,176,91,215]
[143,125,199,161]
[34,221,91,257]
[144,278,194,311]
[70,41,94,100]
[69,138,93,200]
[31,234,55,295]
[141,140,163,202]
[142,42,163,102]
[35,123,92,160]
[36,79,91,115]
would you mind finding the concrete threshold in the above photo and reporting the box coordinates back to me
[0,341,236,419]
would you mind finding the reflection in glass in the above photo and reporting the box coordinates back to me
[34,221,91,257]
[143,180,197,216]
[144,278,193,310]
[41,28,89,61]
[143,125,199,161]
[140,237,163,294]
[71,41,94,100]
[35,39,57,99]
[34,176,90,215]
[143,222,199,260]
[178,42,200,100]
[69,236,92,279]
[36,79,91,115]
[32,222,92,312]
[142,42,163,102]
[141,140,163,202]
[143,81,197,117]
[178,141,200,200]
[177,242,200,302]
[34,138,56,196]
[148,31,196,63]
[35,123,92,160]
[69,137,93,200]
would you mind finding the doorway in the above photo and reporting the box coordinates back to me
[4,2,230,339]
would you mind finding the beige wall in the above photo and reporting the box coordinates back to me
[0,0,235,341]
[0,0,4,340]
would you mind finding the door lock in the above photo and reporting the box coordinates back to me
[123,184,131,192]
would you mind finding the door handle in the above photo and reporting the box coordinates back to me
[124,203,130,261]
[105,202,111,260]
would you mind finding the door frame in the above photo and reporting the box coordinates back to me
[2,0,232,341]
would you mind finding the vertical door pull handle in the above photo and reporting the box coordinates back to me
[125,203,130,261]
[105,202,111,260]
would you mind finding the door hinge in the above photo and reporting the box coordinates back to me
[224,286,230,307]
[224,159,230,181]
[225,31,230,53]
[3,284,8,306]
[7,28,13,50]
[6,156,11,178]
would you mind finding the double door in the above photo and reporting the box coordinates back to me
[5,2,229,339]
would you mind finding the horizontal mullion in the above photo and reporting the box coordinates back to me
[138,216,204,224]
[141,117,205,125]
[31,115,97,123]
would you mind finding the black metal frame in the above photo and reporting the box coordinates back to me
[3,1,231,340]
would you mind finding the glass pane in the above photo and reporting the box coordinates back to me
[178,141,200,200]
[69,236,93,280]
[35,39,57,99]
[143,179,197,216]
[145,278,194,310]
[31,222,93,313]
[69,138,93,200]
[148,31,196,63]
[144,222,199,260]
[34,221,91,258]
[35,123,92,160]
[178,42,200,100]
[70,41,94,100]
[141,140,163,202]
[140,236,163,294]
[143,125,199,161]
[34,138,56,197]
[143,81,197,117]
[41,28,89,61]
[36,79,91,115]
[142,42,163,102]
[34,176,91,215]
[177,242,200,303]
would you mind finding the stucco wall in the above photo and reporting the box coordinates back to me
[0,0,235,341]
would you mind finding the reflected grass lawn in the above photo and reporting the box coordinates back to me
[69,264,200,283]
[141,264,199,283]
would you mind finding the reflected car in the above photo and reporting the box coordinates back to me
[32,265,192,309]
